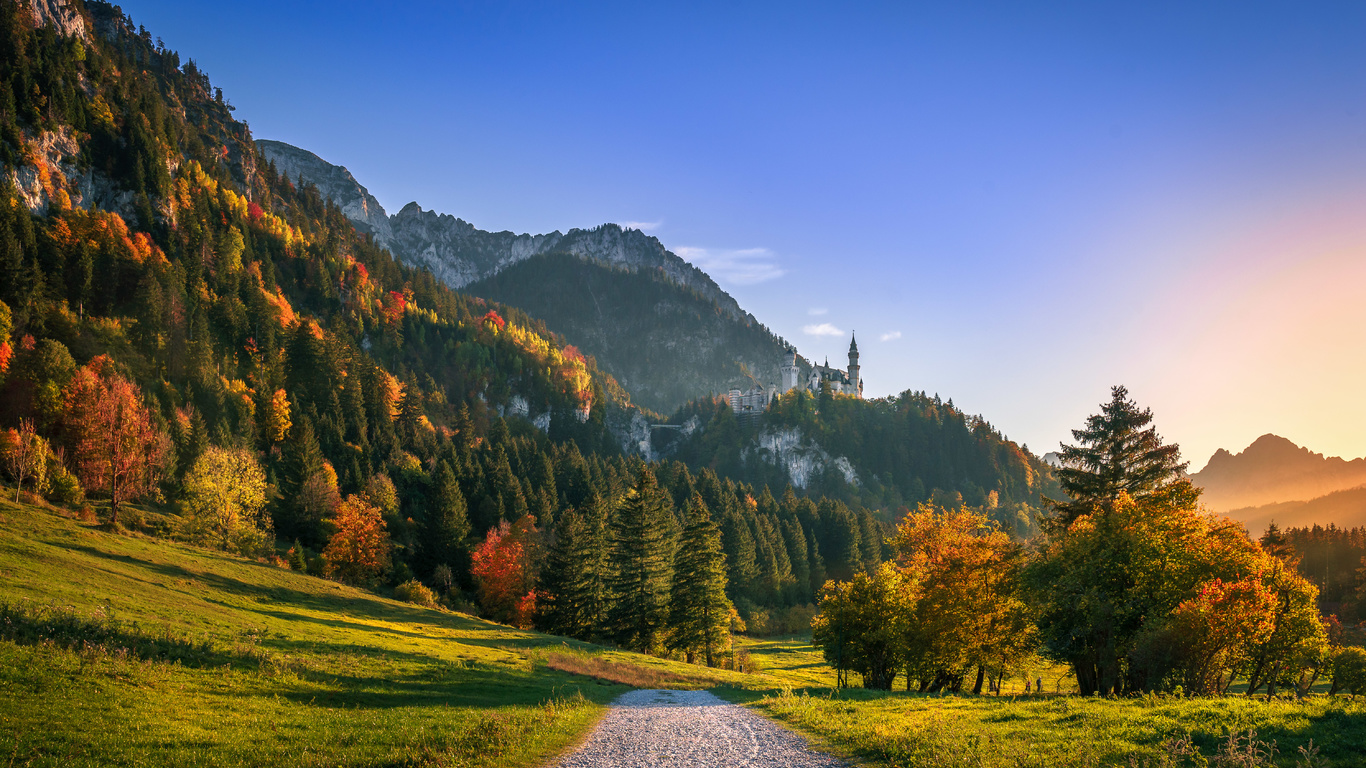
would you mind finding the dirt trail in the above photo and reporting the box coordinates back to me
[554,689,846,768]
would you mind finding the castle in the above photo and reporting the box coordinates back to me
[728,333,862,421]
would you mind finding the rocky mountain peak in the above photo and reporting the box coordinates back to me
[29,0,91,43]
[257,140,392,246]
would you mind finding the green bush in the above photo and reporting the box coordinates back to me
[47,466,83,506]
[1332,647,1366,695]
[395,579,438,608]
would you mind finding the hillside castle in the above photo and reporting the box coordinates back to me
[728,334,862,421]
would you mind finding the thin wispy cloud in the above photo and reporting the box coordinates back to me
[808,307,828,316]
[880,331,902,342]
[619,220,662,232]
[803,323,844,337]
[675,246,785,286]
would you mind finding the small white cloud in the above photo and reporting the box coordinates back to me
[803,323,844,337]
[880,331,902,342]
[808,307,828,316]
[675,246,785,286]
[620,220,662,232]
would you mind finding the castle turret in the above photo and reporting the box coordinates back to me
[847,332,860,398]
[781,347,799,392]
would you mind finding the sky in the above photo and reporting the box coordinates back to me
[121,1,1366,468]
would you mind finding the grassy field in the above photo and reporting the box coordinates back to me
[726,635,1366,767]
[0,496,753,767]
[6,495,1366,768]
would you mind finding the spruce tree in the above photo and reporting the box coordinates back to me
[1047,385,1195,528]
[604,468,675,652]
[539,500,607,640]
[668,494,733,666]
[424,461,471,574]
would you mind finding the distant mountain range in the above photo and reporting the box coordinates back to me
[256,140,805,413]
[1189,434,1366,530]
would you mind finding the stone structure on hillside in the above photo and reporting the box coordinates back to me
[730,333,863,422]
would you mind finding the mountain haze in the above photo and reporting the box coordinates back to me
[1191,434,1366,511]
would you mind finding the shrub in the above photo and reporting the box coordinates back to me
[395,579,438,608]
[47,465,83,505]
[1331,647,1366,695]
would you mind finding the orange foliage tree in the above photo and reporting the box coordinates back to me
[323,494,392,584]
[470,515,539,628]
[63,356,171,523]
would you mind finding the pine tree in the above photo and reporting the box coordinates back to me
[668,494,733,666]
[539,501,607,640]
[605,468,676,652]
[1047,385,1195,528]
[424,461,471,574]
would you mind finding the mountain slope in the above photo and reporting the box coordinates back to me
[1191,434,1366,511]
[1227,486,1366,536]
[255,139,806,413]
[466,252,804,413]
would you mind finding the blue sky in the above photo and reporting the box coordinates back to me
[125,1,1366,466]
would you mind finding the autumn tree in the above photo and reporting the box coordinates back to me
[2,418,48,502]
[323,494,392,585]
[181,446,269,554]
[63,357,171,523]
[604,468,677,652]
[470,515,539,628]
[892,505,1035,694]
[667,494,734,666]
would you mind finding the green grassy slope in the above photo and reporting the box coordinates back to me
[0,498,751,767]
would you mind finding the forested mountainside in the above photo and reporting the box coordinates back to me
[256,139,804,414]
[1191,433,1366,511]
[657,388,1061,538]
[0,0,894,636]
[467,252,808,413]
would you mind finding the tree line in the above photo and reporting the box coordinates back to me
[814,387,1335,697]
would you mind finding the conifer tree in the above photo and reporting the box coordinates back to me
[1047,385,1195,528]
[668,494,733,666]
[424,460,471,574]
[539,499,607,640]
[605,468,676,652]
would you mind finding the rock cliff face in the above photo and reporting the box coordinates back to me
[28,0,91,43]
[255,140,743,319]
[256,140,393,246]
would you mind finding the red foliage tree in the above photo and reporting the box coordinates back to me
[63,356,171,523]
[470,515,538,627]
[480,309,506,332]
[323,494,392,584]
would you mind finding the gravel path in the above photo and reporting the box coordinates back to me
[554,689,847,768]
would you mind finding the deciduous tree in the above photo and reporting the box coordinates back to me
[324,494,392,584]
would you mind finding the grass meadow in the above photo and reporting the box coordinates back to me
[0,496,747,767]
[3,494,1366,767]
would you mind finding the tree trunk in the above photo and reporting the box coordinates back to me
[972,666,985,695]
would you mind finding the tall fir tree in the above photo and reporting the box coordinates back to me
[667,494,733,666]
[1047,385,1195,529]
[538,497,607,640]
[423,460,471,575]
[604,468,676,652]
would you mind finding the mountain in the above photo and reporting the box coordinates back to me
[465,252,803,414]
[255,139,392,245]
[255,139,804,413]
[1190,434,1366,511]
[1226,486,1366,536]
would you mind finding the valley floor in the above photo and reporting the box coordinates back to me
[3,496,1365,768]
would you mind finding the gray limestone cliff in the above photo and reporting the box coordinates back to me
[255,139,743,320]
[257,140,393,246]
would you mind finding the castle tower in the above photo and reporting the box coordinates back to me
[847,332,860,398]
[781,347,799,392]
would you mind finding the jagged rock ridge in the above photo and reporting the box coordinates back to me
[255,140,745,320]
[1191,434,1366,511]
[256,140,392,245]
